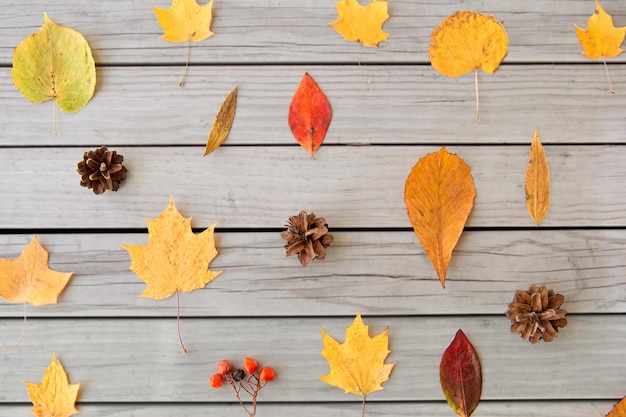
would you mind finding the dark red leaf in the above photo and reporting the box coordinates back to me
[288,72,332,158]
[440,329,482,417]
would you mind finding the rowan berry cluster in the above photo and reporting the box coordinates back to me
[209,357,275,417]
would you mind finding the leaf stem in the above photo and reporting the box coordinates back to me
[361,393,367,417]
[604,56,617,95]
[53,102,57,135]
[357,44,371,84]
[0,302,27,351]
[474,69,480,122]
[176,290,188,354]
[179,40,191,88]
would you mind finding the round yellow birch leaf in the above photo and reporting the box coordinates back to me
[11,12,96,113]
[429,11,508,78]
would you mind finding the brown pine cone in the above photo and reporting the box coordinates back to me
[505,284,567,344]
[77,146,127,194]
[281,211,334,267]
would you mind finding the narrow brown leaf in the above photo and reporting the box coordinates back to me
[440,329,482,417]
[404,147,475,288]
[524,129,550,225]
[204,85,238,156]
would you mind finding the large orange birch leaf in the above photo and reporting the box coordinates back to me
[429,11,508,121]
[152,0,214,86]
[0,236,73,306]
[24,353,80,417]
[404,147,475,288]
[121,197,221,300]
[288,72,332,159]
[329,0,390,48]
[320,312,395,416]
[525,129,550,226]
[575,0,626,94]
[607,396,626,416]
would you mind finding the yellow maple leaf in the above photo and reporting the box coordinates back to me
[152,0,215,86]
[329,0,390,48]
[153,0,214,43]
[575,0,625,94]
[0,236,73,306]
[24,353,80,417]
[576,0,626,60]
[607,396,626,417]
[121,197,222,300]
[320,312,395,399]
[429,11,508,120]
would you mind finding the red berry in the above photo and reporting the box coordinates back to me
[244,357,258,374]
[217,359,233,375]
[259,367,275,382]
[209,373,224,389]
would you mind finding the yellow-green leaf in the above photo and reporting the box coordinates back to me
[204,85,238,156]
[525,129,550,226]
[11,12,96,113]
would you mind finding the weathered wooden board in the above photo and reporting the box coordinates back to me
[0,401,617,417]
[1,0,625,65]
[3,65,626,146]
[0,145,624,228]
[0,316,623,402]
[0,230,623,317]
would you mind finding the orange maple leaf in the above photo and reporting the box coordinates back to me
[429,11,508,120]
[320,312,395,414]
[329,0,390,48]
[121,197,222,300]
[404,147,476,288]
[24,353,80,417]
[575,0,626,94]
[0,236,73,306]
[607,396,626,417]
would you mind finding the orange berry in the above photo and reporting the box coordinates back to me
[244,357,258,374]
[259,367,275,382]
[217,359,233,375]
[209,373,224,389]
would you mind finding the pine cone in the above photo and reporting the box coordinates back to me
[281,211,334,267]
[505,284,567,344]
[77,146,127,194]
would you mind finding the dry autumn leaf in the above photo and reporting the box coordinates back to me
[440,330,482,417]
[329,0,390,48]
[429,11,508,121]
[24,353,80,417]
[525,129,550,226]
[575,0,626,94]
[288,73,332,159]
[204,85,238,156]
[404,147,475,288]
[320,312,395,417]
[153,0,215,86]
[607,396,626,417]
[121,197,222,353]
[11,12,96,134]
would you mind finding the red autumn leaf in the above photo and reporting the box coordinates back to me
[288,72,332,159]
[440,329,482,417]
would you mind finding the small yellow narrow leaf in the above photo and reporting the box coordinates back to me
[525,129,550,226]
[24,353,80,417]
[320,312,395,396]
[204,85,238,156]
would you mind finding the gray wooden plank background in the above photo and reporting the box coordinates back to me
[1,0,625,416]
